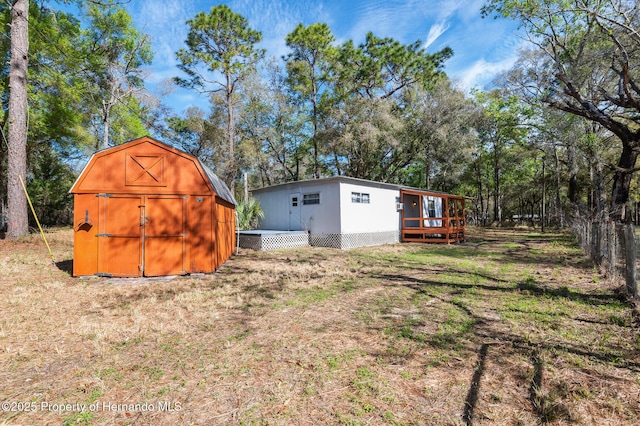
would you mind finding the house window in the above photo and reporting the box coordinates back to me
[428,199,436,218]
[351,192,370,203]
[303,193,320,205]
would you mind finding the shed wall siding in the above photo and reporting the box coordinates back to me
[73,143,211,195]
[71,137,235,277]
[215,201,236,269]
[187,195,214,273]
[73,194,99,276]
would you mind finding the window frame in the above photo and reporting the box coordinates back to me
[351,191,370,204]
[302,192,320,205]
[427,199,436,218]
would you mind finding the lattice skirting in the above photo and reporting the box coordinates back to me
[238,232,310,250]
[310,231,400,249]
[239,230,400,250]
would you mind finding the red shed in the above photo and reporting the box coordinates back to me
[70,136,236,277]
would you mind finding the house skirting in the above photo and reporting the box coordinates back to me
[238,230,400,250]
[310,231,400,249]
[238,230,310,250]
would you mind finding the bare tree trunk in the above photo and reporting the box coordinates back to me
[476,172,484,226]
[102,99,110,149]
[541,158,546,232]
[567,140,578,207]
[7,0,29,239]
[485,169,491,226]
[474,162,485,226]
[624,222,638,300]
[492,144,501,223]
[590,221,599,264]
[101,76,120,149]
[312,81,319,179]
[610,143,639,222]
[554,147,563,227]
[0,145,5,229]
[425,161,431,190]
[493,178,500,223]
[333,151,341,176]
[595,163,606,221]
[606,221,616,277]
[226,72,236,189]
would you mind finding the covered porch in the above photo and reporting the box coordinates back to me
[400,189,465,243]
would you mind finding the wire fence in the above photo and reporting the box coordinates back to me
[570,218,639,299]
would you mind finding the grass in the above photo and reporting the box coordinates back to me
[0,226,639,425]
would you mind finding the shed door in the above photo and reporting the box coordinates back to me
[97,195,143,277]
[289,193,302,231]
[143,196,187,276]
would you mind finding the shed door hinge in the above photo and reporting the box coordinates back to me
[96,233,113,237]
[96,193,113,198]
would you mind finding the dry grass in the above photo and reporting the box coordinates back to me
[0,227,639,425]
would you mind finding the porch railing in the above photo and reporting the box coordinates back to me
[401,216,465,243]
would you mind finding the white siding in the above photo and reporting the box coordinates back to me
[253,181,342,233]
[302,182,341,234]
[251,176,461,249]
[253,177,404,247]
[253,190,290,230]
[338,182,400,233]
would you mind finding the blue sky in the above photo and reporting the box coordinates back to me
[121,0,524,114]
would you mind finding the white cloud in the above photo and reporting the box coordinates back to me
[454,55,519,91]
[122,0,526,113]
[430,0,525,91]
[129,0,195,75]
[341,0,434,45]
[457,0,488,22]
[424,20,451,49]
[229,0,333,59]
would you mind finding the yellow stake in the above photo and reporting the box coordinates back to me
[19,175,56,264]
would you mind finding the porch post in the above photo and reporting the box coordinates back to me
[443,197,449,241]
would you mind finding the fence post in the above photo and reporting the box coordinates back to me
[591,221,599,264]
[607,221,617,276]
[624,223,638,299]
[616,223,627,277]
[584,220,590,252]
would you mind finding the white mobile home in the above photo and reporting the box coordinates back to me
[249,176,465,249]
